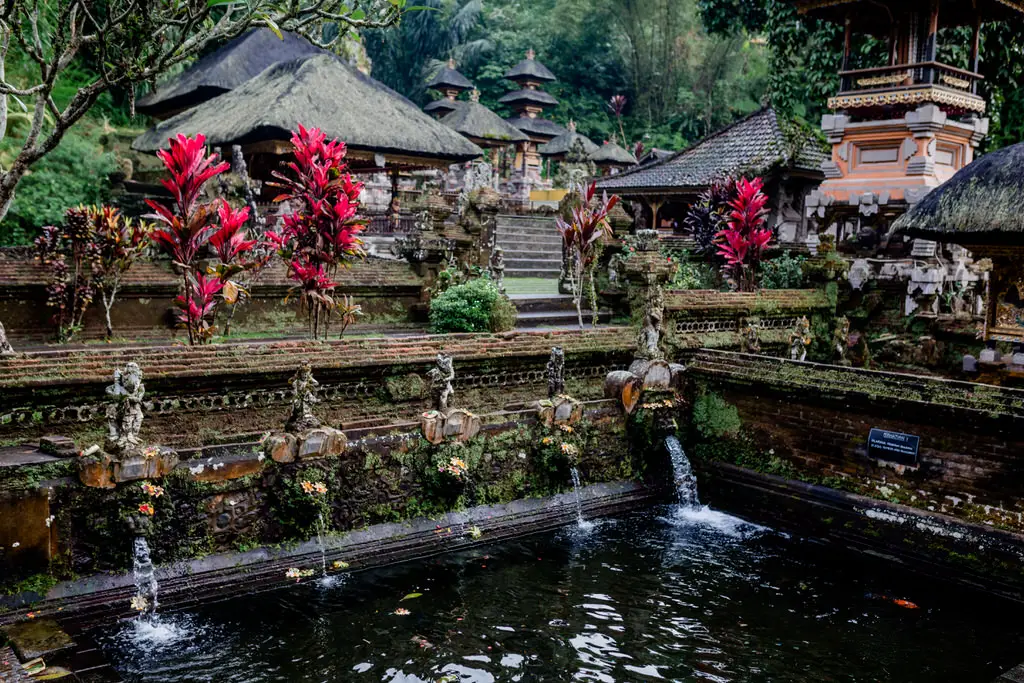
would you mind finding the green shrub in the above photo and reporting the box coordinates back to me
[429,278,518,333]
[759,251,806,289]
[1,127,117,245]
[691,392,741,438]
[669,251,719,290]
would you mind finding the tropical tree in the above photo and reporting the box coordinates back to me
[90,206,150,339]
[266,125,366,340]
[556,181,619,328]
[0,0,408,223]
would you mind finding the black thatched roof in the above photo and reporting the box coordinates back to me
[441,102,528,145]
[504,51,557,83]
[596,107,826,195]
[136,29,325,118]
[891,142,1024,246]
[133,55,483,165]
[424,99,463,116]
[498,88,558,108]
[590,141,637,166]
[427,61,474,90]
[506,115,567,140]
[539,129,598,157]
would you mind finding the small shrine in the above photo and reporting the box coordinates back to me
[501,49,568,178]
[424,58,475,119]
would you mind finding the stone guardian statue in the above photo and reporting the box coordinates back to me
[547,347,565,398]
[789,316,812,362]
[287,361,322,432]
[105,362,146,453]
[428,353,455,413]
[0,321,14,357]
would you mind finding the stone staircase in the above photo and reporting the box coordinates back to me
[511,294,612,329]
[495,214,562,279]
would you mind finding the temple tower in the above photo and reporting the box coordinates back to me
[794,0,1022,236]
[424,58,474,119]
[501,49,566,179]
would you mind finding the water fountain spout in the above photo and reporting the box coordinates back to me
[665,436,700,509]
[132,536,159,616]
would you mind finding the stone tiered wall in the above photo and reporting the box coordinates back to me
[665,288,834,353]
[682,349,1024,597]
[0,253,424,344]
[0,328,633,447]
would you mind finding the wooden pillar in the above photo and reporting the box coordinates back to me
[924,0,939,84]
[970,12,982,94]
[841,14,853,91]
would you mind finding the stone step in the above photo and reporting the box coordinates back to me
[506,269,560,279]
[496,228,560,239]
[516,309,613,328]
[497,249,562,261]
[505,259,562,270]
[510,295,576,313]
[496,240,562,252]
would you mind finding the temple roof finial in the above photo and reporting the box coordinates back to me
[447,57,456,69]
[526,48,536,60]
[470,88,480,103]
[567,119,576,133]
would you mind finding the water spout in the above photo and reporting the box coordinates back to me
[569,467,592,530]
[132,536,158,616]
[665,436,699,508]
[316,513,327,578]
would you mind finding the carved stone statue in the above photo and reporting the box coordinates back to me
[428,353,455,413]
[105,362,146,453]
[547,347,565,398]
[833,316,851,366]
[490,246,506,294]
[287,362,322,432]
[740,321,761,354]
[789,316,812,362]
[636,314,662,360]
[0,321,14,357]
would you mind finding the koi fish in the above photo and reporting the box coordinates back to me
[866,593,920,609]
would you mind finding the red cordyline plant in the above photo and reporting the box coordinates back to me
[266,124,366,340]
[715,177,772,292]
[35,206,149,342]
[147,134,261,344]
[556,181,620,328]
[608,94,627,147]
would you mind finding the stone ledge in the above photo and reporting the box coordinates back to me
[0,480,659,628]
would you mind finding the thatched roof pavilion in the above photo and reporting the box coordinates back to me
[893,142,1024,344]
[133,54,483,171]
[892,142,1024,247]
[539,122,598,158]
[135,29,324,120]
[441,94,528,148]
[590,140,637,169]
[504,50,557,83]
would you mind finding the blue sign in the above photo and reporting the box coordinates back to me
[868,428,920,465]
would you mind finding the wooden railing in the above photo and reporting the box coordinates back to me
[838,61,983,96]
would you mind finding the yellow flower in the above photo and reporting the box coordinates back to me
[467,525,483,540]
[141,482,164,498]
[450,457,468,473]
[332,560,350,570]
[541,437,553,445]
[559,424,574,433]
[130,595,149,612]
[300,481,315,494]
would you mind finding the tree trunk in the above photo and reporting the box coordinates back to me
[102,289,115,339]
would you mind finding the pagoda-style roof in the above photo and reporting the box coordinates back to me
[498,89,559,108]
[441,101,528,146]
[892,142,1024,246]
[424,99,463,117]
[133,55,483,168]
[784,0,1024,34]
[504,50,557,83]
[506,115,568,140]
[135,29,325,119]
[427,59,474,91]
[590,141,637,167]
[539,129,599,157]
[595,107,826,195]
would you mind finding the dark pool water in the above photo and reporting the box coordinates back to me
[97,506,1023,683]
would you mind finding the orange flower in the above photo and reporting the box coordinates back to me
[138,503,155,516]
